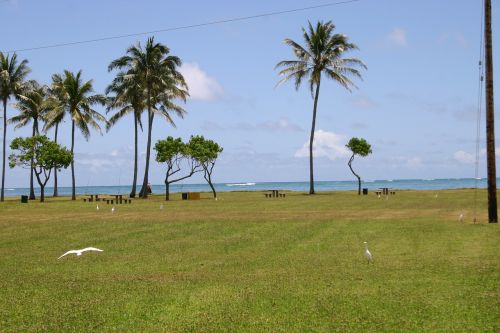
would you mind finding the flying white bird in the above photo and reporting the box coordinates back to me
[58,247,103,259]
[364,241,373,263]
[96,204,99,211]
[459,213,464,222]
[111,207,115,213]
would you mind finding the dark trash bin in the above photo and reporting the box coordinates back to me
[182,192,188,200]
[21,195,28,203]
[362,188,368,195]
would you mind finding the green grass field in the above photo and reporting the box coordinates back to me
[0,189,498,332]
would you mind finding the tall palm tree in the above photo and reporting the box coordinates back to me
[105,73,145,198]
[10,81,52,199]
[108,37,188,198]
[0,52,31,201]
[276,21,366,194]
[46,70,106,200]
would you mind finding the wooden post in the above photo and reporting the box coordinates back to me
[485,0,497,223]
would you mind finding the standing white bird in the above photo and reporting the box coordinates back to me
[96,204,99,211]
[58,247,103,259]
[160,204,164,210]
[434,194,438,198]
[459,213,464,222]
[364,241,373,263]
[111,207,115,213]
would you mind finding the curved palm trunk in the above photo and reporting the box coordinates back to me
[139,109,154,198]
[1,98,7,202]
[130,115,138,198]
[309,79,321,195]
[71,120,76,200]
[53,123,59,197]
[29,122,36,200]
[348,154,362,195]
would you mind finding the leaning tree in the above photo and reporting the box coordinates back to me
[9,135,72,202]
[155,136,201,201]
[189,135,223,200]
[346,137,372,195]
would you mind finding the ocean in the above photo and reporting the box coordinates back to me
[2,178,489,197]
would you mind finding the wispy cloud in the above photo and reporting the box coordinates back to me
[387,28,408,47]
[180,62,223,101]
[201,118,303,132]
[351,95,379,109]
[294,130,349,161]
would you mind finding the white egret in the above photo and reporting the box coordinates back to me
[58,247,103,259]
[364,241,373,263]
[459,213,464,222]
[160,204,164,210]
[111,207,115,213]
[96,204,99,211]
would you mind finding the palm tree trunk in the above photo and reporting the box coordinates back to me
[1,98,7,202]
[53,122,59,197]
[71,120,76,200]
[348,154,362,195]
[485,0,497,222]
[130,115,138,198]
[29,123,36,200]
[139,109,154,198]
[309,79,321,195]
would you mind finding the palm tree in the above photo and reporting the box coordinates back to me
[108,37,188,198]
[46,70,106,200]
[276,21,366,194]
[43,85,66,197]
[105,72,145,198]
[0,52,31,201]
[10,81,52,199]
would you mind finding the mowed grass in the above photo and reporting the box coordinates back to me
[0,189,498,332]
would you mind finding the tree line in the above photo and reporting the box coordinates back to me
[2,20,374,201]
[1,37,222,202]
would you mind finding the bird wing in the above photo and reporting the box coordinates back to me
[58,250,78,259]
[81,247,103,252]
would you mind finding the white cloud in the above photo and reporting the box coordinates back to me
[294,130,349,161]
[387,28,408,47]
[180,63,223,101]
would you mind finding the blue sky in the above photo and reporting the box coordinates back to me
[1,0,499,188]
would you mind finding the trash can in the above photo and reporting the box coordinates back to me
[181,192,188,200]
[362,188,368,195]
[21,195,28,203]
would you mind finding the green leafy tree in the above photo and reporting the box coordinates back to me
[189,135,223,199]
[108,37,189,199]
[276,21,366,194]
[106,72,145,198]
[10,81,52,200]
[345,137,372,195]
[155,136,201,201]
[0,52,31,201]
[9,135,72,202]
[45,70,107,200]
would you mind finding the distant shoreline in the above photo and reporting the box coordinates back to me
[1,178,491,197]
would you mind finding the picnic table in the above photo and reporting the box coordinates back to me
[83,194,100,202]
[264,190,286,198]
[375,188,396,196]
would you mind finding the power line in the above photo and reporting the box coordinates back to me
[2,0,362,53]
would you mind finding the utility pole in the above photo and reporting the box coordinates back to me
[485,0,497,223]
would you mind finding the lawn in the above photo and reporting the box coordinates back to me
[0,189,498,332]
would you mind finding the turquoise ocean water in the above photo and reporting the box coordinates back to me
[3,178,489,197]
